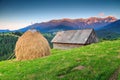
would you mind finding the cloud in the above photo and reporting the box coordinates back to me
[98,12,105,17]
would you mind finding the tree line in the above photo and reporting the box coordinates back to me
[0,32,55,61]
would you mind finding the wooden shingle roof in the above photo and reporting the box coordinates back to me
[51,29,94,44]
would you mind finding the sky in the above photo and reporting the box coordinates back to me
[0,0,120,30]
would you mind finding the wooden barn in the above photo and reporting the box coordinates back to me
[51,29,99,49]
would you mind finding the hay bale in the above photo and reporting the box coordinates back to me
[15,29,50,60]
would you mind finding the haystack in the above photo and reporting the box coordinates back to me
[15,29,50,60]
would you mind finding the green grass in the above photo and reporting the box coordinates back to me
[118,68,120,80]
[0,40,120,80]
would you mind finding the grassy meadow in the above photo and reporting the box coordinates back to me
[0,39,120,80]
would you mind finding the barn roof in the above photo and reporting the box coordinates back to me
[51,29,94,44]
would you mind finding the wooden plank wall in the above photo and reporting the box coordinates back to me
[53,43,84,49]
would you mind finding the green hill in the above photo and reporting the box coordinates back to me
[0,40,120,80]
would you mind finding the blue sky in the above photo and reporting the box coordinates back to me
[0,0,120,30]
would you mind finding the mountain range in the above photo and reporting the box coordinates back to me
[96,19,120,39]
[16,16,117,32]
[97,19,120,33]
[0,16,120,39]
[0,29,10,33]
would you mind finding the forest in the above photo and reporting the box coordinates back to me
[0,32,55,61]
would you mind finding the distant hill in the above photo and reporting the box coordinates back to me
[0,29,10,32]
[98,20,120,33]
[16,16,117,32]
[97,20,120,40]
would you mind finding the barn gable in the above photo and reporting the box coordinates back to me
[85,29,99,44]
[51,29,98,49]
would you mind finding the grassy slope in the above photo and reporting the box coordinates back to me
[0,40,120,80]
[118,69,120,80]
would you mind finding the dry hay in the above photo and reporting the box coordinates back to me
[15,29,50,60]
